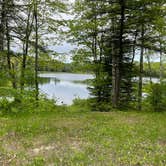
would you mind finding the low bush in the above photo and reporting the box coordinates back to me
[147,83,166,111]
[0,88,56,115]
[88,98,112,112]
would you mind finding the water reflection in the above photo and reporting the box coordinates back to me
[38,73,162,105]
[38,73,93,105]
[38,77,60,85]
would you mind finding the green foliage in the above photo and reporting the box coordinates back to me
[0,87,56,115]
[89,70,112,106]
[38,55,66,72]
[90,100,112,112]
[30,157,45,166]
[0,98,12,114]
[0,71,9,86]
[134,62,166,78]
[0,110,165,165]
[70,98,90,112]
[147,83,166,111]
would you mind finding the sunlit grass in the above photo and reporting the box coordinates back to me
[0,109,165,165]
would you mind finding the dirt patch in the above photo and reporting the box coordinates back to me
[55,118,86,129]
[158,139,166,146]
[68,138,85,151]
[30,137,87,157]
[1,132,24,152]
[0,153,17,166]
[32,144,58,155]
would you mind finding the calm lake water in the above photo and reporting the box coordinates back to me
[38,73,94,105]
[38,72,162,105]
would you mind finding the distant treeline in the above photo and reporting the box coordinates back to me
[38,56,92,73]
[134,62,166,78]
[0,52,163,77]
[38,56,166,77]
[39,57,166,78]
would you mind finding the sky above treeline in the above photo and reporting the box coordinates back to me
[45,0,76,62]
[12,0,159,63]
[50,0,76,62]
[50,0,160,63]
[11,0,75,63]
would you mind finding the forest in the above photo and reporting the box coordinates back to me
[0,0,166,165]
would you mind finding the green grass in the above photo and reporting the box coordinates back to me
[0,108,165,166]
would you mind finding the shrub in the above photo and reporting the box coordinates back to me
[0,98,12,113]
[89,98,112,112]
[147,83,166,111]
[0,88,56,115]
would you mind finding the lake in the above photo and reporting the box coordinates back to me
[38,73,94,105]
[38,72,162,105]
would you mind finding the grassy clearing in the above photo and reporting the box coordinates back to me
[0,107,165,166]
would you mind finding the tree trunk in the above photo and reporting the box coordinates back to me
[20,9,33,91]
[111,0,125,108]
[138,25,144,111]
[34,0,39,101]
[6,20,17,88]
[146,51,152,84]
[159,37,163,84]
[131,30,138,65]
[0,0,5,51]
[112,49,120,108]
[6,21,11,71]
[111,17,119,108]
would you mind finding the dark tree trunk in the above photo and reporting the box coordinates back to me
[146,51,152,84]
[111,0,125,108]
[6,21,11,71]
[159,37,163,84]
[112,47,119,108]
[138,25,144,111]
[111,18,118,108]
[6,20,17,88]
[0,0,5,51]
[34,1,39,101]
[131,30,138,65]
[20,9,33,91]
